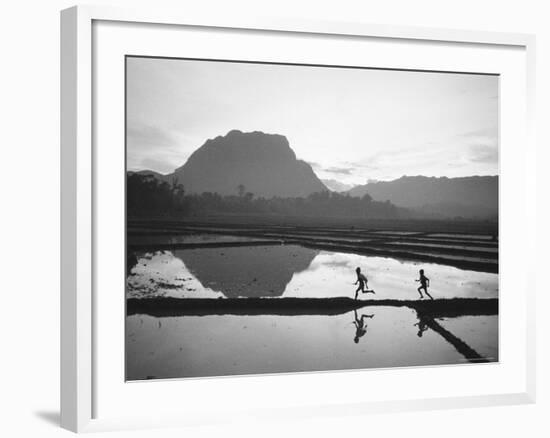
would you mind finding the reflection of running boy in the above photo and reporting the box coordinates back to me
[353,309,374,344]
[414,317,429,337]
[354,267,375,300]
[415,269,433,300]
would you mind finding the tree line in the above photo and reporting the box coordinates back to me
[126,173,402,219]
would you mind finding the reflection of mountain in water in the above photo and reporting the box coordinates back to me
[174,244,319,298]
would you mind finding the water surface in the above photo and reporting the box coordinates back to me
[127,307,474,380]
[127,245,498,300]
[126,243,498,380]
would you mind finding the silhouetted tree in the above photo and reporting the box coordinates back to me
[244,192,254,202]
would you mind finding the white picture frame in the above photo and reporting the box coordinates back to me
[60,4,537,433]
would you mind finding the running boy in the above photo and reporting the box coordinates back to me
[354,267,375,300]
[415,269,433,300]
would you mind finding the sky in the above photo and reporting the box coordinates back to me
[126,57,498,184]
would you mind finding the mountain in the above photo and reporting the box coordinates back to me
[166,130,327,198]
[348,175,498,219]
[128,169,167,179]
[321,179,356,193]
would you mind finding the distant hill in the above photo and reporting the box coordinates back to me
[161,130,327,198]
[321,179,356,193]
[348,175,498,219]
[127,169,167,179]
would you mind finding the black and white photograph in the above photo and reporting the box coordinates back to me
[125,56,499,381]
[2,0,547,435]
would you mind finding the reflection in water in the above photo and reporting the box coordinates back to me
[127,245,498,300]
[436,315,499,361]
[414,316,430,337]
[178,245,318,298]
[126,307,478,380]
[353,309,374,344]
[125,243,499,380]
[127,252,138,275]
[413,312,495,362]
[284,252,497,300]
[127,251,223,299]
[127,245,318,298]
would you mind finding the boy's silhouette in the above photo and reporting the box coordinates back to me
[354,267,375,300]
[353,309,375,344]
[414,316,429,337]
[415,269,433,300]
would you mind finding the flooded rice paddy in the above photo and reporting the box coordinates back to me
[126,233,498,380]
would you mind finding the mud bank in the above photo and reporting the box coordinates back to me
[127,297,498,317]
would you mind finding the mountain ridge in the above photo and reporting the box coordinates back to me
[348,175,498,218]
[321,179,356,193]
[128,131,498,219]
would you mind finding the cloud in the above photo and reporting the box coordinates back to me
[350,162,380,171]
[323,166,355,175]
[459,127,497,140]
[127,123,178,149]
[362,143,447,169]
[305,161,322,170]
[307,160,379,177]
[457,127,498,165]
[469,144,498,163]
[127,122,193,173]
